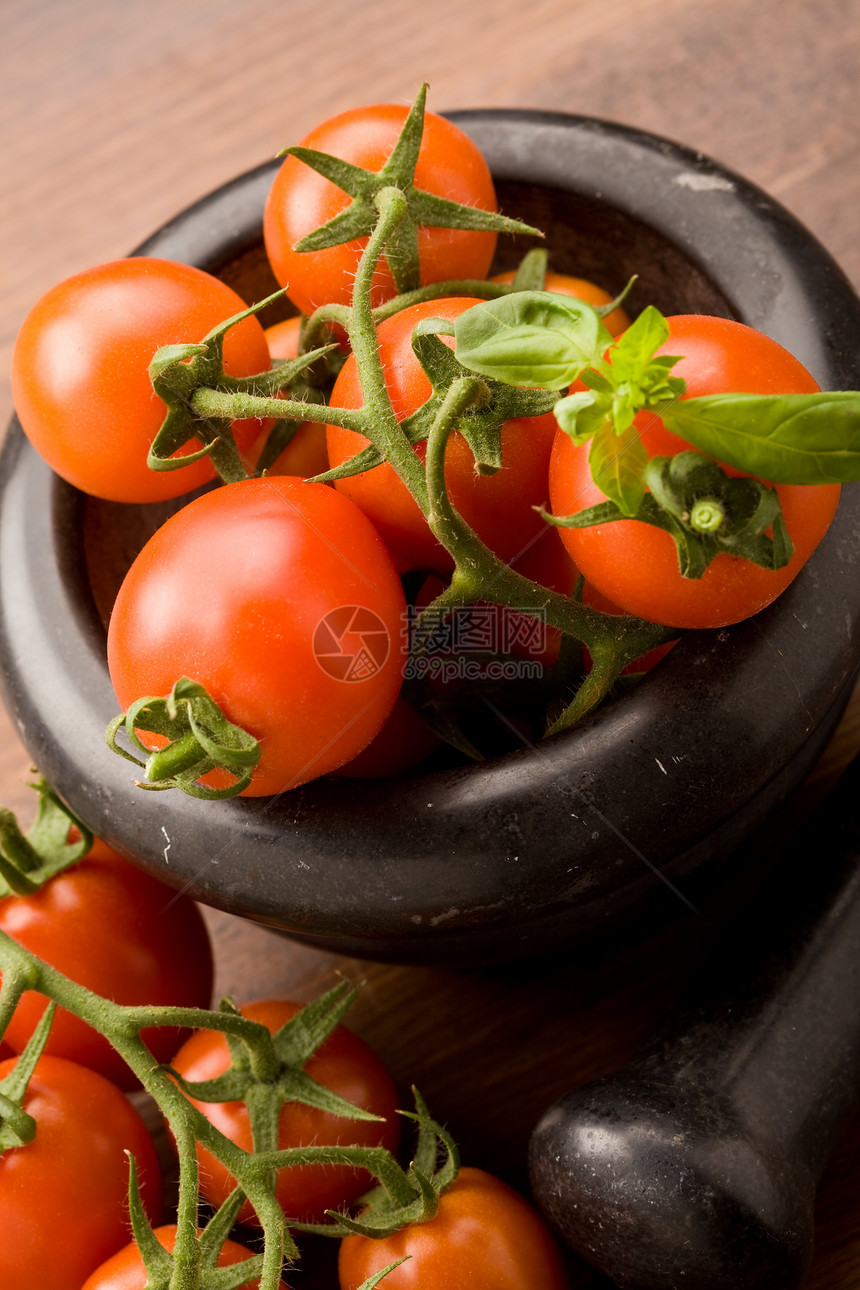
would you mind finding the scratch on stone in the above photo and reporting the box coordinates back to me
[655,758,668,775]
[674,171,735,192]
[161,825,171,864]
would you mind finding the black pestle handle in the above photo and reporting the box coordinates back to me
[529,750,860,1289]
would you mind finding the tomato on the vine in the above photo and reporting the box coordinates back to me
[0,1054,162,1290]
[0,838,213,1090]
[491,268,631,336]
[338,1166,571,1290]
[264,104,500,317]
[81,1224,288,1290]
[106,476,407,795]
[11,257,271,503]
[549,315,842,629]
[326,297,559,574]
[169,998,400,1225]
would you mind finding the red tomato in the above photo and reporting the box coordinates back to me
[326,297,559,574]
[264,315,304,360]
[338,1166,571,1290]
[549,315,841,629]
[169,998,400,1226]
[0,838,213,1090]
[264,104,499,317]
[11,257,271,502]
[81,1224,288,1290]
[333,695,441,778]
[106,477,407,795]
[0,1054,162,1290]
[491,269,631,336]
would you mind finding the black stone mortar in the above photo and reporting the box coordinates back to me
[2,112,860,965]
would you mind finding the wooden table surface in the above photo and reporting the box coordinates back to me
[3,1,860,1285]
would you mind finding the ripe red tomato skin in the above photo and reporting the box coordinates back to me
[11,257,271,503]
[549,315,841,629]
[106,476,408,795]
[0,1054,162,1290]
[333,695,441,778]
[81,1224,288,1290]
[169,998,400,1226]
[338,1166,571,1290]
[326,297,559,575]
[264,104,499,317]
[0,838,213,1090]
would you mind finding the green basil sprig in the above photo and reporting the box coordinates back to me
[454,290,860,578]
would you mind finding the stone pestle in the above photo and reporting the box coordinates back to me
[529,751,860,1289]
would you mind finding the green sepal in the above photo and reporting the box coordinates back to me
[169,982,384,1141]
[509,247,549,290]
[357,1260,411,1289]
[106,677,261,800]
[0,1003,56,1152]
[125,1157,266,1290]
[296,1088,460,1240]
[310,317,557,487]
[0,780,92,898]
[282,84,540,294]
[543,450,794,579]
[146,287,328,484]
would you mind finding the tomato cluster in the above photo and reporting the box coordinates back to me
[12,90,841,797]
[6,80,853,1290]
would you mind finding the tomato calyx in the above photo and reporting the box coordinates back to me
[315,317,558,487]
[147,288,339,483]
[280,84,541,296]
[106,676,261,799]
[544,451,794,579]
[168,983,388,1160]
[290,1087,460,1241]
[0,779,92,897]
[122,1159,268,1290]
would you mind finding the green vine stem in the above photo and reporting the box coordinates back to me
[0,927,294,1288]
[0,924,459,1288]
[412,375,674,727]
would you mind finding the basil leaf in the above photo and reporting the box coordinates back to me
[554,390,612,445]
[663,391,860,483]
[454,290,611,389]
[606,305,670,381]
[588,420,649,516]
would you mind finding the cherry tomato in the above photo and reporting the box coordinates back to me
[549,315,841,629]
[264,103,499,317]
[0,838,213,1090]
[12,257,271,502]
[81,1224,288,1290]
[338,1166,571,1290]
[0,1054,162,1290]
[169,998,400,1226]
[333,695,441,778]
[326,297,559,574]
[106,477,407,796]
[491,269,630,336]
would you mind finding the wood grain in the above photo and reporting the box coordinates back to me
[2,1,860,1284]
